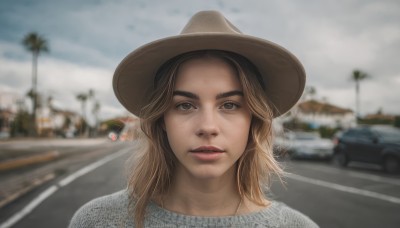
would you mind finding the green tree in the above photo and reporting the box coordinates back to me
[394,116,400,128]
[22,32,49,136]
[351,69,369,120]
[11,110,31,137]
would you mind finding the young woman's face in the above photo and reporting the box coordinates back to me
[164,57,252,180]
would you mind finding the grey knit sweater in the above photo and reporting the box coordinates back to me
[69,190,319,228]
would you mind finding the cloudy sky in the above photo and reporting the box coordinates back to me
[1,0,399,123]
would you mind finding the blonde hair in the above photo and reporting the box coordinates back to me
[127,50,284,228]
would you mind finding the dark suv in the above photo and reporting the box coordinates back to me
[333,125,400,173]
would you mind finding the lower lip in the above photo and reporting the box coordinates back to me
[190,152,223,161]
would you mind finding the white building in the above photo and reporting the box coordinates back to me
[294,100,356,129]
[276,100,357,131]
[0,91,25,113]
[36,107,81,137]
[0,91,25,136]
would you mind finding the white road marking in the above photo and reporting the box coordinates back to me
[58,149,128,187]
[0,186,58,228]
[347,172,400,186]
[295,162,400,186]
[0,147,131,228]
[288,173,400,204]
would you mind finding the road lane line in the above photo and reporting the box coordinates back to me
[347,172,400,186]
[0,147,131,228]
[295,163,400,186]
[58,148,129,187]
[0,186,58,228]
[288,173,400,204]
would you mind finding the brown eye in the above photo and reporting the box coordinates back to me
[176,103,194,111]
[221,102,239,110]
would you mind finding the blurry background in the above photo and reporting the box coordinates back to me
[0,0,400,228]
[1,0,399,132]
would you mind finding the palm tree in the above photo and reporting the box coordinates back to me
[76,93,89,121]
[76,89,96,136]
[307,86,317,101]
[22,32,49,136]
[351,69,369,120]
[76,93,89,136]
[88,89,94,99]
[92,100,101,136]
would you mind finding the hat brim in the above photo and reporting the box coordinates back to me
[113,33,306,117]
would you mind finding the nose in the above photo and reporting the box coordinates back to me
[195,108,219,138]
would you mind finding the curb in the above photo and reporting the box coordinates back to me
[0,151,60,172]
[0,173,55,209]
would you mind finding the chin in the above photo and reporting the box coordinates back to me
[188,166,233,180]
[192,172,223,180]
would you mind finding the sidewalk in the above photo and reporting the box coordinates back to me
[0,138,108,162]
[0,137,112,209]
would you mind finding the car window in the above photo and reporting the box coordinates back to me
[343,129,359,138]
[343,128,375,142]
[359,129,374,139]
[373,127,400,143]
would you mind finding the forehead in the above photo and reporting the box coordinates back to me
[174,57,241,90]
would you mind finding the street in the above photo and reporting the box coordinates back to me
[0,139,399,228]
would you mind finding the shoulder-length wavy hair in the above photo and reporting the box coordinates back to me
[127,50,284,228]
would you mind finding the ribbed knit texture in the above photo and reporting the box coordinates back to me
[69,190,319,228]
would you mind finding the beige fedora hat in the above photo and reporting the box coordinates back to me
[113,10,306,117]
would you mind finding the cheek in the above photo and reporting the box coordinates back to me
[163,114,184,149]
[228,117,252,148]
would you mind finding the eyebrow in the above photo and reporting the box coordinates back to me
[173,90,243,99]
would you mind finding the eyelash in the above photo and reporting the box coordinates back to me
[176,102,196,111]
[175,101,241,111]
[221,101,240,110]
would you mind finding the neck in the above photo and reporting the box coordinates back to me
[162,166,242,216]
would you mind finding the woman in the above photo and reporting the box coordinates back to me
[70,11,318,228]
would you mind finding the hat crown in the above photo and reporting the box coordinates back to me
[114,10,305,118]
[180,11,242,35]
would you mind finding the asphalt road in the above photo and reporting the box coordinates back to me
[1,141,400,228]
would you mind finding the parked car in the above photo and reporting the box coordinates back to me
[333,125,400,173]
[0,131,10,140]
[275,131,334,160]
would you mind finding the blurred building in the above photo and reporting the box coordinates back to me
[276,100,356,131]
[0,91,21,113]
[36,106,81,137]
[364,113,395,121]
[359,112,397,126]
[295,100,356,128]
[0,91,23,138]
[0,109,13,138]
[115,115,140,141]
